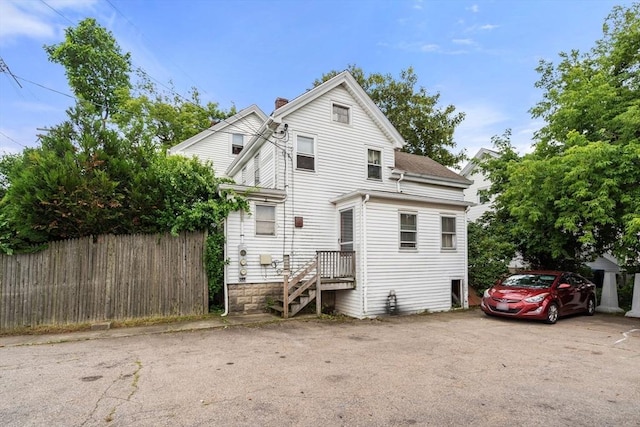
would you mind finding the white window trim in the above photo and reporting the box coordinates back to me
[366,148,382,181]
[295,133,317,172]
[331,102,351,125]
[254,153,260,185]
[399,211,418,250]
[255,203,276,237]
[441,215,457,250]
[231,133,244,155]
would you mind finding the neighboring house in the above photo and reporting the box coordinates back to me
[460,148,498,222]
[171,71,473,318]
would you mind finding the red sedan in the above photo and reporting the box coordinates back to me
[480,271,597,324]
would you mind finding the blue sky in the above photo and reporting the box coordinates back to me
[0,0,631,166]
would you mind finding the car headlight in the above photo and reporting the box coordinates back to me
[483,289,491,298]
[524,293,548,303]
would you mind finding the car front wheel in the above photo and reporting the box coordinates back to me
[586,297,596,316]
[545,302,559,324]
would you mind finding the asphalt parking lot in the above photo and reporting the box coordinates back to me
[1,310,639,427]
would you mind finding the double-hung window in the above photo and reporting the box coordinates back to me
[367,149,382,180]
[232,133,244,155]
[332,104,350,124]
[441,216,456,249]
[400,213,417,249]
[256,204,276,236]
[254,154,260,185]
[296,135,315,171]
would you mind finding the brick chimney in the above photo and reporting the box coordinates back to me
[275,97,289,110]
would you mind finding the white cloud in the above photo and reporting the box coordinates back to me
[454,103,509,156]
[0,2,54,41]
[420,44,440,52]
[413,0,424,10]
[0,0,97,44]
[452,38,476,46]
[464,23,499,34]
[467,5,479,13]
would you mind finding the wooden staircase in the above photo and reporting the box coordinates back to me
[270,251,356,318]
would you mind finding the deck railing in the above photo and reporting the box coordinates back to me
[317,250,356,280]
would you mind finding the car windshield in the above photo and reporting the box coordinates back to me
[501,274,557,289]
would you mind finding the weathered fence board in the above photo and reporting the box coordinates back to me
[0,232,208,329]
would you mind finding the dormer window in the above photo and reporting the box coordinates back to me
[232,133,244,155]
[332,104,350,124]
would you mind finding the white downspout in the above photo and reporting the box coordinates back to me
[396,172,405,193]
[222,211,245,317]
[362,194,370,316]
[463,207,469,309]
[221,218,229,317]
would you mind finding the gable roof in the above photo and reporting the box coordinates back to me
[460,148,499,177]
[272,71,405,149]
[394,151,472,187]
[227,71,405,176]
[168,104,267,154]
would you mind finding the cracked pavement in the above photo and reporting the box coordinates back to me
[1,311,639,426]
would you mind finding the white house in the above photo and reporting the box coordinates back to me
[171,71,473,318]
[460,148,499,222]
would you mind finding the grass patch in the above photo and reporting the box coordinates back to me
[0,313,221,337]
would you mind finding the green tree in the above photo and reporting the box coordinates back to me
[467,213,516,291]
[44,18,131,122]
[314,65,466,167]
[1,18,248,305]
[483,4,640,269]
[114,72,235,151]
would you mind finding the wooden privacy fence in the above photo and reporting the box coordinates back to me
[0,232,208,330]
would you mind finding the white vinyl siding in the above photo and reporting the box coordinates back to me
[362,202,467,317]
[168,110,265,177]
[441,216,456,249]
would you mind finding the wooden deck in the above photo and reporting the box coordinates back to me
[271,251,356,318]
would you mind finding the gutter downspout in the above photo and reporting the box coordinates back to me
[222,211,245,317]
[463,206,470,309]
[221,218,229,317]
[396,172,405,193]
[362,194,370,316]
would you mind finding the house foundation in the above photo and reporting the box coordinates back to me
[228,282,283,314]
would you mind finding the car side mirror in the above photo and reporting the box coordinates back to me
[558,283,571,289]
